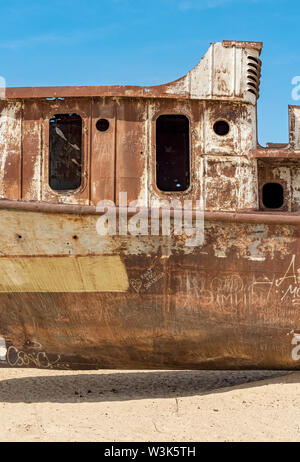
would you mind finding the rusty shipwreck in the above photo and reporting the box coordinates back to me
[0,40,300,370]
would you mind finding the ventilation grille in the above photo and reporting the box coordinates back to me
[247,55,261,98]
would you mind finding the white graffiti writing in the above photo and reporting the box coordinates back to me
[130,269,165,293]
[275,255,300,305]
[7,346,69,369]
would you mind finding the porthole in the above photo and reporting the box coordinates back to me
[213,120,230,136]
[96,118,110,132]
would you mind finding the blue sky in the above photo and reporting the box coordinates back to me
[0,0,299,145]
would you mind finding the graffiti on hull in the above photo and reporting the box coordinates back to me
[172,255,300,317]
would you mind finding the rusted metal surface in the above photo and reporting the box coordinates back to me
[91,99,115,203]
[0,209,299,370]
[222,40,263,54]
[289,105,300,150]
[2,199,300,224]
[5,41,261,103]
[0,40,300,370]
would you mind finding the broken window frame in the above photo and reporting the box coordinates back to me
[48,112,83,192]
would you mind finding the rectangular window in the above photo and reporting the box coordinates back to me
[49,113,82,191]
[156,114,190,192]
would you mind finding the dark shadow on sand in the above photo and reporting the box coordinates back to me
[0,370,294,403]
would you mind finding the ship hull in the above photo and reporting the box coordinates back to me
[0,205,300,370]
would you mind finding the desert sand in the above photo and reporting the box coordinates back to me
[0,368,299,442]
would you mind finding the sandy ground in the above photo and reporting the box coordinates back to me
[0,368,299,442]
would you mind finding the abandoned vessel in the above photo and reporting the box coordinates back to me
[0,40,300,370]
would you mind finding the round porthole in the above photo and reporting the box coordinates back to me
[213,120,230,136]
[96,118,110,132]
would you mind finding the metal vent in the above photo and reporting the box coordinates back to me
[247,55,261,98]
